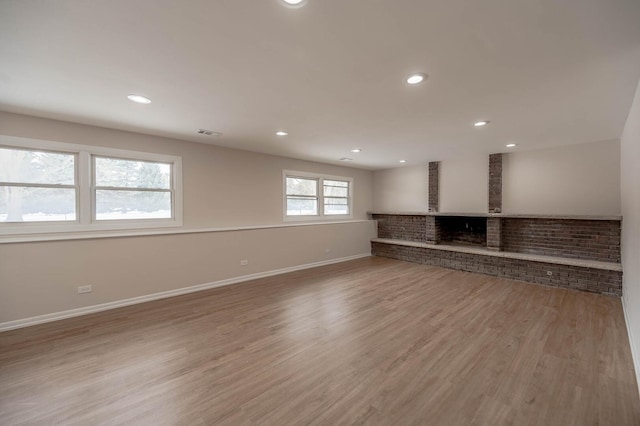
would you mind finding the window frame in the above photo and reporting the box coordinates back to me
[92,154,175,223]
[322,178,351,216]
[0,135,183,236]
[0,146,80,225]
[283,175,320,217]
[283,170,353,221]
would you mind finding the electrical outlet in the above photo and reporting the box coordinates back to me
[240,259,249,266]
[77,285,92,294]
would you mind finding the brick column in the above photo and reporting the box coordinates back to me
[488,154,502,213]
[425,216,440,245]
[486,217,502,251]
[428,162,439,212]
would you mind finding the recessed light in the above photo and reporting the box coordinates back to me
[282,0,306,5]
[407,73,427,85]
[399,160,407,163]
[350,148,362,153]
[127,94,151,104]
[474,121,490,127]
[276,131,288,136]
[340,157,353,161]
[506,143,517,148]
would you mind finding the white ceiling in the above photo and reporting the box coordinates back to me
[1,0,640,170]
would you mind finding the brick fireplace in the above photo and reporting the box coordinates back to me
[369,153,622,296]
[370,212,622,296]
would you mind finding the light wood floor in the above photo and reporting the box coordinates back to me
[1,257,639,425]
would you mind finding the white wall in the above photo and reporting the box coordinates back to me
[0,112,375,325]
[372,165,428,212]
[439,156,488,213]
[503,140,621,216]
[621,80,640,397]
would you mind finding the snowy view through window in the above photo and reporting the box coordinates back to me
[94,157,172,220]
[0,147,173,222]
[0,148,76,222]
[285,174,351,217]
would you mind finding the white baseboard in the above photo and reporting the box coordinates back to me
[0,253,371,332]
[622,295,640,399]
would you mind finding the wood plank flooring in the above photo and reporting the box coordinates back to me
[1,256,639,425]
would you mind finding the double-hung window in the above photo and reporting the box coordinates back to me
[0,136,182,237]
[285,175,319,216]
[0,147,78,223]
[94,157,173,220]
[284,170,352,220]
[323,179,350,215]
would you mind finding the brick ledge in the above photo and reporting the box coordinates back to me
[371,238,622,272]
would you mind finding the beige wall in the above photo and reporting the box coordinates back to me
[0,222,374,322]
[621,79,640,396]
[0,112,375,324]
[372,141,621,216]
[0,112,373,227]
[439,156,488,213]
[372,165,428,212]
[503,140,621,216]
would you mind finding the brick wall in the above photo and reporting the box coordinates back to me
[489,154,502,213]
[371,242,622,296]
[501,218,621,263]
[372,214,426,242]
[428,162,439,212]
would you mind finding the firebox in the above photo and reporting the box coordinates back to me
[436,216,487,247]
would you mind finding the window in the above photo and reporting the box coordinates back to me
[323,179,349,215]
[284,170,352,220]
[0,147,77,222]
[0,136,182,236]
[94,157,173,220]
[285,176,318,216]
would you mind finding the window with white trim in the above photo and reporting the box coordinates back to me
[323,179,350,215]
[0,136,182,236]
[94,156,173,221]
[284,170,352,220]
[0,147,78,222]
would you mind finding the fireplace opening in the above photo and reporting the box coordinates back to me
[437,216,487,247]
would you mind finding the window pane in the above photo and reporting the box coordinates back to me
[286,177,317,196]
[324,197,349,215]
[286,197,318,216]
[96,190,171,220]
[324,180,348,188]
[0,186,76,222]
[324,180,349,197]
[95,157,171,189]
[0,148,75,185]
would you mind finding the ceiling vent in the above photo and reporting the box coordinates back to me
[197,129,222,136]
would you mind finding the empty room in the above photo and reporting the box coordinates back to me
[1,0,640,424]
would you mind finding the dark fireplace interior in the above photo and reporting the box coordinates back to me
[437,216,487,247]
